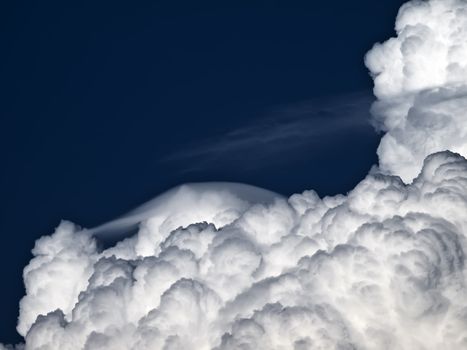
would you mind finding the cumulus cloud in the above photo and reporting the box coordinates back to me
[365,0,467,182]
[4,0,467,349]
[6,151,467,350]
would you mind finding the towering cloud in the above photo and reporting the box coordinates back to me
[3,0,467,349]
[365,0,467,182]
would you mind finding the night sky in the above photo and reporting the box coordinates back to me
[1,0,407,343]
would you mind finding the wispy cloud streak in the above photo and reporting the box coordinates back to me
[163,91,376,172]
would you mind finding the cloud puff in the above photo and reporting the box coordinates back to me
[365,0,467,182]
[4,0,467,349]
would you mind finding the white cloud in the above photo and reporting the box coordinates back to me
[4,0,467,349]
[5,151,467,350]
[365,0,467,182]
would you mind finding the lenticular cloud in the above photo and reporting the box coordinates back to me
[4,0,467,349]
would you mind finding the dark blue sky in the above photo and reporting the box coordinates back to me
[1,0,406,343]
